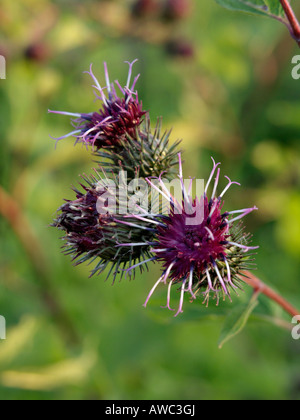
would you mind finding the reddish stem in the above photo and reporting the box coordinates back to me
[241,271,299,320]
[280,0,300,45]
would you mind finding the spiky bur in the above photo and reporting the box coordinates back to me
[95,116,181,180]
[125,154,259,316]
[48,60,146,150]
[49,60,181,181]
[52,170,158,281]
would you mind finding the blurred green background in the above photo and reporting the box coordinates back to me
[0,0,299,400]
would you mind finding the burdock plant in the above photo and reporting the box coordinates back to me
[49,60,180,180]
[53,169,159,281]
[49,60,146,150]
[126,154,259,316]
[51,59,299,344]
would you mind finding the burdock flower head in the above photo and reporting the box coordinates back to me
[53,171,158,281]
[49,60,180,181]
[49,60,146,150]
[135,154,259,316]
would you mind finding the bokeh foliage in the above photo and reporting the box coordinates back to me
[0,0,299,400]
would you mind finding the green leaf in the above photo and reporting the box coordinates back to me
[218,296,259,348]
[215,0,285,19]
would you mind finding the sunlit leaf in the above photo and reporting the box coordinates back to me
[215,0,285,19]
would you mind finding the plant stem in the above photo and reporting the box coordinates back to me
[280,0,300,46]
[0,185,80,346]
[241,270,299,319]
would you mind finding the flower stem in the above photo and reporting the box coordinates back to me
[241,270,299,319]
[280,0,300,46]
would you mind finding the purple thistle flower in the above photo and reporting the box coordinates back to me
[52,171,157,281]
[128,154,259,316]
[48,60,146,150]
